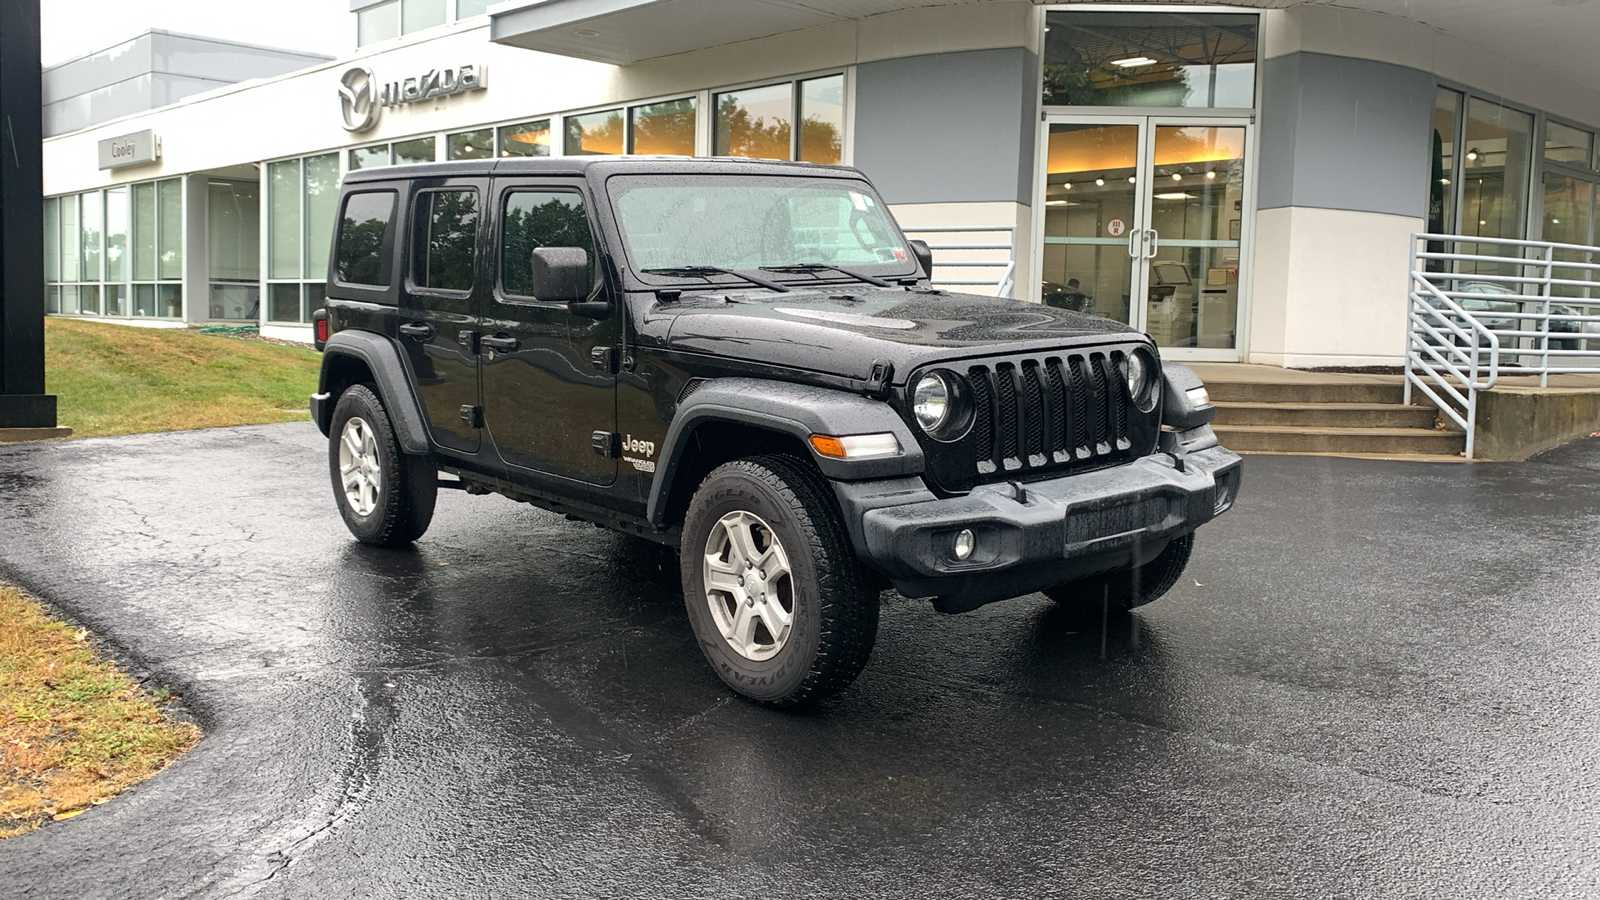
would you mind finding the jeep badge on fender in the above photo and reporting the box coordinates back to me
[308,157,1242,708]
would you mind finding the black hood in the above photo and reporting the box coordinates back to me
[655,288,1142,382]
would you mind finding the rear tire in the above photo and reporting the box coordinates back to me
[328,384,437,547]
[1043,532,1194,611]
[680,455,878,707]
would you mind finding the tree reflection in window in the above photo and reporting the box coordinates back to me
[501,191,595,299]
[415,190,478,291]
[336,191,396,286]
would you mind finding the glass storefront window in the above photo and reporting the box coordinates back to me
[269,160,301,280]
[208,180,260,321]
[80,190,102,283]
[1461,98,1534,242]
[1043,12,1257,109]
[401,0,446,33]
[43,197,58,284]
[59,195,79,282]
[158,179,183,280]
[160,284,183,319]
[1429,88,1461,238]
[357,1,399,46]
[456,0,490,17]
[304,153,339,281]
[799,76,844,164]
[565,109,624,155]
[132,182,156,281]
[448,129,493,160]
[105,187,128,283]
[269,283,301,323]
[715,83,792,159]
[393,137,437,165]
[499,120,550,157]
[104,284,126,317]
[79,285,101,316]
[133,283,155,317]
[629,99,696,156]
[349,145,390,170]
[1546,122,1594,168]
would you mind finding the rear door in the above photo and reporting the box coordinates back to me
[480,179,619,486]
[397,177,488,454]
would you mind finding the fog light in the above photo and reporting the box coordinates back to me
[953,528,976,561]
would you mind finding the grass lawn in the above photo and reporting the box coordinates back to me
[0,584,201,838]
[44,317,322,439]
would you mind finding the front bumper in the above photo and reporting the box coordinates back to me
[834,441,1242,612]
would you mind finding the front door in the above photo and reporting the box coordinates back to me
[479,181,618,486]
[1038,114,1250,359]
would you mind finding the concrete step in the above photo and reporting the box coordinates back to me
[1215,424,1466,456]
[1213,401,1439,429]
[1203,379,1407,405]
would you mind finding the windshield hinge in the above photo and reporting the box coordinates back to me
[864,359,894,399]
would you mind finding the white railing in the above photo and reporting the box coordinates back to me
[1405,232,1600,457]
[901,225,1016,298]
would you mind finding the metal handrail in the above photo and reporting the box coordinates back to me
[901,225,1016,298]
[1405,232,1600,457]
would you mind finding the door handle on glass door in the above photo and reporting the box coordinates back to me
[1145,229,1160,258]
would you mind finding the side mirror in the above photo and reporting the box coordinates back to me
[909,239,933,279]
[531,247,608,318]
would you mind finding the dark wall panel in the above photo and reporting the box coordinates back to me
[853,47,1037,206]
[1258,51,1435,218]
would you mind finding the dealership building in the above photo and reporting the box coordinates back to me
[38,0,1600,368]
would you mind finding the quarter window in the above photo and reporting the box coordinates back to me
[336,191,397,286]
[413,190,478,292]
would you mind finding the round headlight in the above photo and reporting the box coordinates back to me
[911,370,973,442]
[913,372,951,432]
[1122,350,1158,412]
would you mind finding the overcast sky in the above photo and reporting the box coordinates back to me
[41,0,350,66]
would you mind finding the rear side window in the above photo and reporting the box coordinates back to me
[501,190,595,299]
[413,189,479,292]
[335,191,396,286]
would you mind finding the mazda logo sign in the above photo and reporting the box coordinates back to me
[338,67,380,133]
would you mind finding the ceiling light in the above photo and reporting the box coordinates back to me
[1063,182,1072,189]
[1171,173,1183,182]
[1206,171,1217,180]
[1046,200,1069,206]
[1155,192,1189,200]
[1440,178,1451,185]
[1466,148,1481,161]
[573,28,600,37]
[1479,220,1488,225]
[1128,176,1137,183]
[1552,218,1561,224]
[1095,178,1105,186]
[1112,56,1158,68]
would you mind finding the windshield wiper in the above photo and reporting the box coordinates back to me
[759,263,893,288]
[641,266,791,293]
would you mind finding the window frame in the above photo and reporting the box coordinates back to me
[408,185,482,297]
[493,182,600,307]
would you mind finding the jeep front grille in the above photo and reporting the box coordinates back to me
[966,351,1133,479]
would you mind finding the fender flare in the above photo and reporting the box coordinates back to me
[318,330,432,455]
[646,378,926,529]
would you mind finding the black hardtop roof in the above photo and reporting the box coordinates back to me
[341,155,867,185]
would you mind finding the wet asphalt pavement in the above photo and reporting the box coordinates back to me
[0,424,1597,899]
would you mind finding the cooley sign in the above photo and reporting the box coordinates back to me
[338,64,487,133]
[97,130,161,170]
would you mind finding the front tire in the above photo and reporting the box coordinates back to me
[1043,532,1194,611]
[680,455,879,707]
[328,384,437,547]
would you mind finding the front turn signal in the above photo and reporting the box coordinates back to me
[809,432,902,460]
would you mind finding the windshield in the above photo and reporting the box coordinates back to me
[608,175,913,279]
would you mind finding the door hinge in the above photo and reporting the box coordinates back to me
[457,330,479,354]
[864,358,894,399]
[590,346,616,373]
[591,430,619,458]
[459,405,483,429]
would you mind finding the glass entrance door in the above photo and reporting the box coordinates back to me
[1039,115,1250,359]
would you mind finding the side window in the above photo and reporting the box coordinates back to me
[500,190,596,300]
[335,191,396,286]
[412,189,479,292]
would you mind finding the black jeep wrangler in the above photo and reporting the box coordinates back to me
[310,157,1241,706]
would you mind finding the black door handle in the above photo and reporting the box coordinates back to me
[480,334,520,352]
[398,322,433,340]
